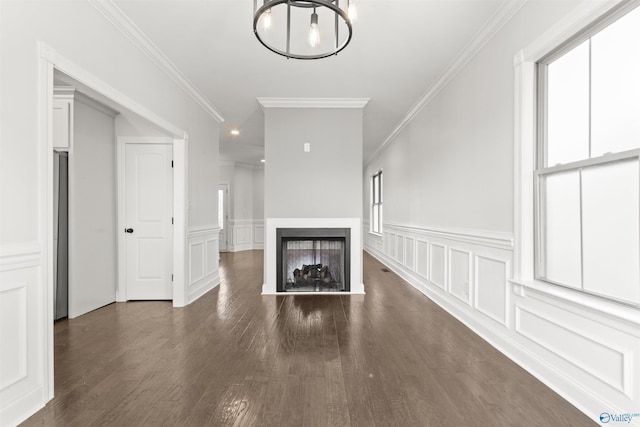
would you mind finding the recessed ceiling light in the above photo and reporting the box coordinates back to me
[261,159,265,163]
[230,129,240,136]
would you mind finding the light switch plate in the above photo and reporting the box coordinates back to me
[304,143,311,152]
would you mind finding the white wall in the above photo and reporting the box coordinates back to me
[68,95,117,319]
[364,0,640,423]
[219,162,234,216]
[0,2,221,424]
[233,164,254,220]
[115,113,172,138]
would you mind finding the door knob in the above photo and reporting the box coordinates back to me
[125,228,134,233]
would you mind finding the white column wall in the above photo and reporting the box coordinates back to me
[263,104,364,294]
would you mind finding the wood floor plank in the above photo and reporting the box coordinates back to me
[21,250,596,426]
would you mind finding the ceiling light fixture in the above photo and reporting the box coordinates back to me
[253,0,357,60]
[230,129,240,135]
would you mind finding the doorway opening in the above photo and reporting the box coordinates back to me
[39,46,189,401]
[53,151,69,320]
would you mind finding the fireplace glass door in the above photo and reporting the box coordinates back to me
[283,239,346,292]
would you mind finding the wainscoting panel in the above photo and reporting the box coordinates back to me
[475,255,510,327]
[254,221,264,248]
[229,219,264,252]
[383,232,390,255]
[187,226,220,304]
[416,240,428,278]
[206,239,217,276]
[449,248,472,305]
[364,222,640,422]
[368,231,384,254]
[515,304,631,397]
[189,242,205,284]
[405,237,415,271]
[429,243,446,289]
[0,282,28,390]
[0,245,47,426]
[233,224,251,249]
[396,235,404,265]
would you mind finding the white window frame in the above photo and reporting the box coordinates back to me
[513,0,640,314]
[535,7,640,294]
[371,170,382,235]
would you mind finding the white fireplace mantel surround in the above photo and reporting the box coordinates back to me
[263,218,365,295]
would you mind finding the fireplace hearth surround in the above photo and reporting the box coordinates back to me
[263,218,364,295]
[277,228,350,292]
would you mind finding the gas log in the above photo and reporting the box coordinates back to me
[293,264,334,285]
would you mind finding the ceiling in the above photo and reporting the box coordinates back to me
[112,0,506,166]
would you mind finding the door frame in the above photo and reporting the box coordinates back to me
[116,137,186,304]
[38,43,189,400]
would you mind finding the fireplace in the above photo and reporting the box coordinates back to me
[276,228,350,292]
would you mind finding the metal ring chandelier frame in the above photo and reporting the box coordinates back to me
[253,0,353,60]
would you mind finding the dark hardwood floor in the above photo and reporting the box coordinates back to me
[22,250,594,426]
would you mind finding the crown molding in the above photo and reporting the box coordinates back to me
[257,98,370,109]
[88,0,225,124]
[367,0,527,164]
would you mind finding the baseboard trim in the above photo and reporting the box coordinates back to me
[188,272,220,304]
[0,385,46,427]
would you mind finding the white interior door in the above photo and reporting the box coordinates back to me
[125,143,173,300]
[218,183,229,251]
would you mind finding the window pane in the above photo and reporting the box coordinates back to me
[547,40,590,166]
[591,7,640,157]
[373,174,380,203]
[540,170,582,288]
[372,206,379,233]
[582,159,640,302]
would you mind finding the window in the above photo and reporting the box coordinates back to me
[371,171,382,234]
[536,5,640,303]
